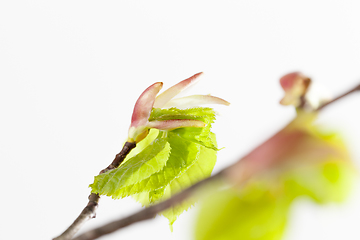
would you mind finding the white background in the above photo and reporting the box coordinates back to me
[1,1,360,239]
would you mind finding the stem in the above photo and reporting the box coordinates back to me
[72,170,226,240]
[53,194,100,240]
[99,142,136,174]
[53,142,136,240]
[316,83,360,111]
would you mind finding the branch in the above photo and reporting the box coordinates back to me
[53,142,136,240]
[316,83,360,111]
[72,170,226,240]
[99,142,136,174]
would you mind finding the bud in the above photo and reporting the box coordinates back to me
[280,72,311,107]
[127,73,229,143]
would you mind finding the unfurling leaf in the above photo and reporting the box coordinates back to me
[91,72,228,228]
[149,107,218,150]
[156,133,217,228]
[89,132,171,198]
[118,133,200,198]
[127,72,228,143]
[195,183,289,240]
[90,107,220,227]
[132,108,218,228]
[133,141,217,230]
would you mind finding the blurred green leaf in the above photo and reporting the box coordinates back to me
[195,112,354,240]
[195,182,289,240]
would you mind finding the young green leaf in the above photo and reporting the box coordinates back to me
[150,107,217,150]
[131,137,217,230]
[195,159,353,240]
[114,133,200,198]
[123,129,160,162]
[90,106,221,227]
[90,134,171,198]
[111,107,218,199]
[127,72,228,144]
[282,160,353,203]
[195,182,289,240]
[160,140,217,228]
[132,109,219,228]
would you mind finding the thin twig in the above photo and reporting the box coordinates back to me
[316,83,360,111]
[53,142,136,240]
[99,142,136,174]
[72,170,226,240]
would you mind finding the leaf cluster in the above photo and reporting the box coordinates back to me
[90,107,219,226]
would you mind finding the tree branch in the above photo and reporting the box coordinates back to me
[99,142,136,174]
[316,83,360,111]
[56,81,360,240]
[53,142,136,240]
[72,170,226,240]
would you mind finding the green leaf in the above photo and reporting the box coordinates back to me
[160,141,217,228]
[150,107,217,150]
[282,160,353,203]
[149,107,215,122]
[194,127,354,240]
[123,128,160,162]
[195,160,353,240]
[131,127,218,229]
[90,133,171,198]
[195,182,289,240]
[279,122,354,203]
[90,106,220,227]
[116,132,200,198]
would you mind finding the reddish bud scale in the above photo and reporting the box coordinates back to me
[131,82,163,127]
[153,72,203,108]
[279,72,311,107]
[128,72,229,143]
[280,72,300,90]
